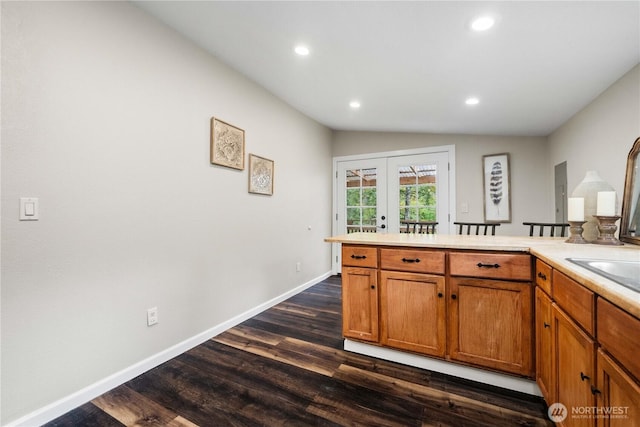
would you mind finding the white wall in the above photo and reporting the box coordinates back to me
[332,132,549,236]
[549,64,640,201]
[1,2,332,424]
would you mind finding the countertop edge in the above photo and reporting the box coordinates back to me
[326,233,640,318]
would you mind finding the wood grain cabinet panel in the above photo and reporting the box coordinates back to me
[535,287,555,404]
[380,270,446,357]
[449,252,532,281]
[595,349,640,427]
[597,298,640,381]
[553,270,595,336]
[535,259,553,295]
[553,304,596,427]
[342,245,378,268]
[380,248,445,274]
[342,266,379,342]
[449,277,533,377]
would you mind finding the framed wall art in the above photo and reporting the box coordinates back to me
[483,153,511,223]
[210,117,245,170]
[248,154,274,196]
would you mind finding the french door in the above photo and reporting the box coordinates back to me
[387,152,450,235]
[336,158,388,235]
[333,147,454,272]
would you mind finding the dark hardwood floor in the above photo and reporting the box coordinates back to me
[45,275,553,426]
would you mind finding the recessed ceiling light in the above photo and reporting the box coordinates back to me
[294,45,310,56]
[471,16,495,31]
[465,97,480,105]
[349,101,361,109]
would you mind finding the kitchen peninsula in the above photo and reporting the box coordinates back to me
[325,233,640,414]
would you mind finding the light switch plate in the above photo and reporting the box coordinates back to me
[20,197,39,221]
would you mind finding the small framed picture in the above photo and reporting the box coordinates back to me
[248,154,274,196]
[210,117,245,170]
[483,153,511,223]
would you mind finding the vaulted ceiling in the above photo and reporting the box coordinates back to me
[134,1,640,136]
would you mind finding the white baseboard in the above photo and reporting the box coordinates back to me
[5,271,333,427]
[344,339,542,397]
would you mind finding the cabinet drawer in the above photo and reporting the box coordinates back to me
[342,245,378,268]
[597,298,640,380]
[449,252,532,281]
[380,248,445,274]
[552,270,594,335]
[535,259,552,295]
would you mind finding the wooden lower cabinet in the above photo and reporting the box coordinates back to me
[595,349,640,427]
[342,266,379,342]
[536,287,554,403]
[553,304,596,427]
[449,277,533,376]
[379,270,446,357]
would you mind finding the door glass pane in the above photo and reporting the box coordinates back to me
[398,164,437,232]
[346,168,378,233]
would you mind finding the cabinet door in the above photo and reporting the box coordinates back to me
[342,267,379,342]
[553,305,596,427]
[449,277,533,376]
[536,287,555,404]
[380,270,446,357]
[596,349,640,427]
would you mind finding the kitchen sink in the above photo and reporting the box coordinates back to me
[566,258,640,293]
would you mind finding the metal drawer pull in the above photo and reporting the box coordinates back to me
[351,255,367,260]
[537,272,547,280]
[402,258,421,263]
[477,262,500,268]
[543,322,550,328]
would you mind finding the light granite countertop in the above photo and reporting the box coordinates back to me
[325,233,640,318]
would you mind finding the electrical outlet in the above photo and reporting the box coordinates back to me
[296,262,302,272]
[147,307,158,326]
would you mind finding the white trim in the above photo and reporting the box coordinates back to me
[5,271,333,427]
[332,145,456,163]
[331,144,456,274]
[344,339,542,397]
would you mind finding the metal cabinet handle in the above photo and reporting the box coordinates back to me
[580,372,590,381]
[543,322,550,329]
[370,285,375,289]
[537,272,547,280]
[437,292,443,298]
[402,258,421,263]
[351,255,367,260]
[477,262,500,268]
[591,385,601,395]
[451,294,457,300]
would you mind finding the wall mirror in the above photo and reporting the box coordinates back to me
[620,136,640,245]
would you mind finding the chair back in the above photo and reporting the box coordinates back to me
[401,221,438,234]
[523,222,570,237]
[454,222,500,236]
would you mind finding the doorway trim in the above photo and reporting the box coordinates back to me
[331,145,456,274]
